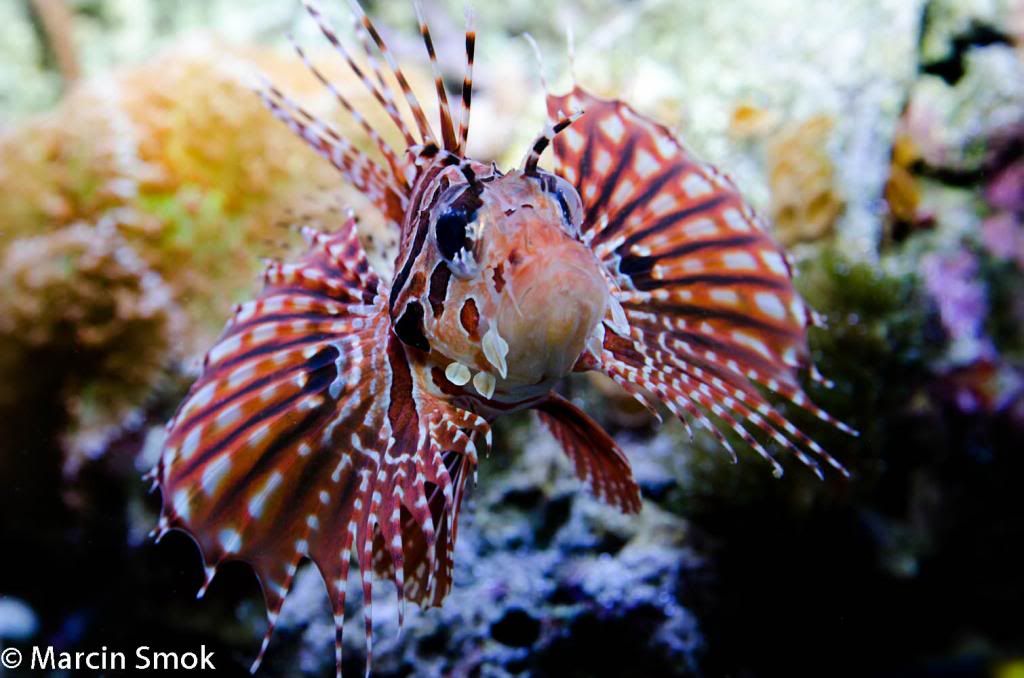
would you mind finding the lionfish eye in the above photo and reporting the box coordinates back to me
[553,190,575,229]
[435,208,474,262]
[432,181,484,278]
[534,172,584,238]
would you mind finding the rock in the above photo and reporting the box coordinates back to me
[907,46,1024,173]
[490,607,542,648]
[266,422,705,677]
[920,0,1018,67]
[0,597,39,642]
[531,0,925,260]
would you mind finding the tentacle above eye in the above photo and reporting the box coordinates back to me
[522,109,585,175]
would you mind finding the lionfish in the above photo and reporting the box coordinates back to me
[150,0,855,674]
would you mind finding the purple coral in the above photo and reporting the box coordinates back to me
[920,250,994,364]
[982,213,1024,268]
[982,123,1024,269]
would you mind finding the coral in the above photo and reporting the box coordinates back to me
[919,0,1020,68]
[885,138,922,224]
[985,127,1024,215]
[906,46,1024,173]
[0,82,147,244]
[0,39,403,347]
[727,102,779,141]
[981,212,1024,268]
[0,223,182,467]
[2,3,1023,677]
[86,42,341,338]
[980,122,1024,269]
[935,359,1024,415]
[116,41,339,212]
[794,249,934,447]
[883,116,939,241]
[921,249,993,365]
[1014,0,1024,50]
[766,115,845,246]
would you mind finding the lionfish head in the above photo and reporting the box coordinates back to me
[397,158,608,397]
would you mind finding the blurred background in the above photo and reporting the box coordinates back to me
[1,0,1023,676]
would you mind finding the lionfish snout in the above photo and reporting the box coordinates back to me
[491,211,607,388]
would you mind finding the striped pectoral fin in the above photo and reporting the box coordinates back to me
[547,87,853,476]
[377,399,486,609]
[536,393,642,513]
[154,218,473,676]
[370,440,476,612]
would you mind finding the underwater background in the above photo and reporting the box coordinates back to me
[1,0,1023,676]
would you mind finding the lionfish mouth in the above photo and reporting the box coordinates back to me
[497,241,608,386]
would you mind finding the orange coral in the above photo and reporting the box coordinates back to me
[0,39,437,463]
[884,133,925,227]
[766,115,845,246]
[728,102,778,141]
[0,223,182,467]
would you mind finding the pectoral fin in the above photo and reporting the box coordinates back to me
[535,393,642,514]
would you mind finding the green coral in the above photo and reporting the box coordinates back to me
[663,249,934,517]
[0,41,348,347]
[797,250,935,434]
[0,223,182,467]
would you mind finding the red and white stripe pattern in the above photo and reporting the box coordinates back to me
[536,394,642,513]
[154,221,486,676]
[548,87,854,478]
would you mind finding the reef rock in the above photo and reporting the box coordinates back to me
[266,421,704,678]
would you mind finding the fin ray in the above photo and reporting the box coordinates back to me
[548,87,852,475]
[536,393,642,513]
[157,218,480,675]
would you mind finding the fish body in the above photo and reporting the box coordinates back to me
[151,1,854,674]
